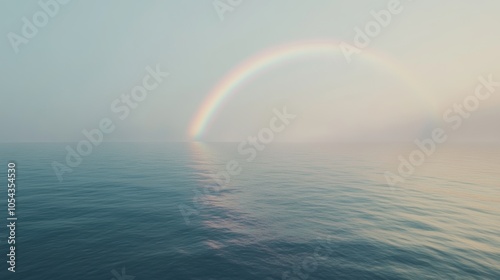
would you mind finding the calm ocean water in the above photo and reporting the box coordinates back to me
[0,143,499,279]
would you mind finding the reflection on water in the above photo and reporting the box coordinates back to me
[0,143,497,279]
[188,143,500,279]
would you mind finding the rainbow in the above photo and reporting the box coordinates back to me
[188,40,435,140]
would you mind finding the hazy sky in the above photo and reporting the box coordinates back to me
[1,0,499,142]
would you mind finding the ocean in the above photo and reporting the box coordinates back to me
[0,143,499,279]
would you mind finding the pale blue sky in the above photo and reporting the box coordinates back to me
[1,0,500,142]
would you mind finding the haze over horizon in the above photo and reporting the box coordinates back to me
[2,0,500,143]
